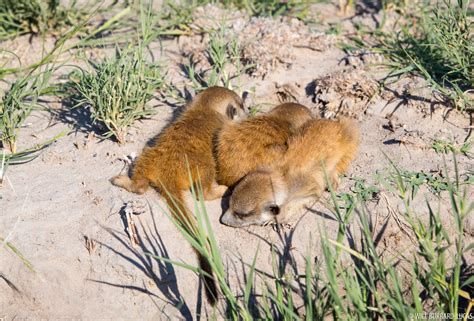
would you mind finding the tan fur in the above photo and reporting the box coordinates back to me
[110,86,246,304]
[221,118,359,227]
[216,103,313,187]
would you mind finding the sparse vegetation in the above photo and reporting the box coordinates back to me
[182,26,250,92]
[432,139,472,156]
[229,0,312,18]
[65,46,166,144]
[361,0,474,109]
[0,0,87,40]
[63,3,171,144]
[183,0,312,18]
[0,67,54,153]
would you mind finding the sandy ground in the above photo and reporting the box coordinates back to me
[1,2,473,320]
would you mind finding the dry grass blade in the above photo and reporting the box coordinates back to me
[1,236,35,272]
[83,235,97,255]
[0,67,55,153]
[124,204,139,247]
[0,131,66,186]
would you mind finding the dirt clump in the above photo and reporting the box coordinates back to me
[311,70,379,119]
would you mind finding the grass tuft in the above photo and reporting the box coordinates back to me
[180,25,251,97]
[64,3,168,144]
[362,0,474,109]
[0,0,87,40]
[65,46,166,144]
[0,67,55,154]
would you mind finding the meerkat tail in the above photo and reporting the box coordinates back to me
[161,187,219,306]
[197,251,219,306]
[110,175,149,194]
[335,117,360,174]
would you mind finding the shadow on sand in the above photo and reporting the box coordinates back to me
[91,205,197,320]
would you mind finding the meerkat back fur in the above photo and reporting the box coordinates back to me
[111,86,246,304]
[221,118,359,227]
[215,102,313,187]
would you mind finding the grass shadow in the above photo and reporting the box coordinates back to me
[92,204,193,320]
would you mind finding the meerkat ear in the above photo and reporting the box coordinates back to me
[267,204,280,215]
[241,92,249,113]
[226,103,237,119]
[242,91,249,102]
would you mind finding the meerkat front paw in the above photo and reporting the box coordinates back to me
[203,183,228,201]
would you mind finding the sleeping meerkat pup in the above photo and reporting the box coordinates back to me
[111,86,246,305]
[215,102,313,187]
[221,118,359,227]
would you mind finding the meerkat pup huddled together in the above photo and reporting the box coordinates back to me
[111,86,359,305]
[111,86,246,305]
[216,102,313,187]
[221,118,359,227]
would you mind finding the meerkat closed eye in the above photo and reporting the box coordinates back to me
[221,118,359,228]
[215,102,313,187]
[110,86,246,305]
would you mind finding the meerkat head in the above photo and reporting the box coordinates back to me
[221,170,288,227]
[194,86,247,121]
[269,103,313,129]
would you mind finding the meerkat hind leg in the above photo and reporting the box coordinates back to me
[327,172,340,191]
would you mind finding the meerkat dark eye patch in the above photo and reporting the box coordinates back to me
[234,212,245,219]
[226,104,237,119]
[234,210,256,219]
[267,205,280,215]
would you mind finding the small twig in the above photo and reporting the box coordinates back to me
[380,192,417,245]
[122,201,145,247]
[83,235,97,254]
[125,212,139,247]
